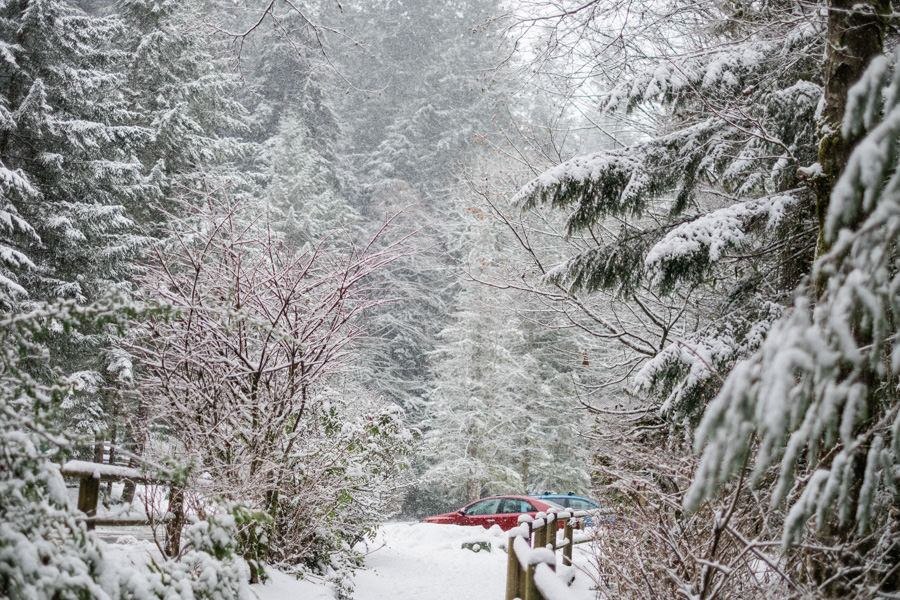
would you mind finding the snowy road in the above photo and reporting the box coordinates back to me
[351,522,508,600]
[253,521,601,600]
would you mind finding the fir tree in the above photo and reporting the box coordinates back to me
[0,0,147,304]
[509,0,826,425]
[688,43,900,599]
[116,0,252,227]
[0,0,152,461]
[421,196,589,511]
[326,0,512,414]
[509,1,897,596]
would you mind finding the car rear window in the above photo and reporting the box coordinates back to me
[501,499,537,513]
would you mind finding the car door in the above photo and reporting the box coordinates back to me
[459,498,503,528]
[496,498,539,530]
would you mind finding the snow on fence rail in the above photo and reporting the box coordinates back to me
[59,460,179,541]
[505,508,591,600]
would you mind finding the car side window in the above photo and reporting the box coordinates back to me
[466,499,501,515]
[522,500,538,512]
[569,499,595,510]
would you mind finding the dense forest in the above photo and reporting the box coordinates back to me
[1,1,898,599]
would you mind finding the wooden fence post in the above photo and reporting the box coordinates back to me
[525,562,542,600]
[533,517,547,550]
[506,534,521,600]
[62,460,177,536]
[503,510,589,600]
[544,512,557,552]
[76,476,100,531]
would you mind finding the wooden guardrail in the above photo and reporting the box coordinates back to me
[61,460,163,529]
[505,508,591,600]
[60,460,182,556]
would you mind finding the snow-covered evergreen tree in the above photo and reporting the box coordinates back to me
[0,0,155,462]
[69,0,255,469]
[509,0,829,426]
[210,0,363,270]
[0,0,147,303]
[335,0,506,196]
[424,280,539,503]
[116,0,252,223]
[325,0,513,414]
[262,108,359,246]
[507,0,897,596]
[420,192,589,512]
[688,47,900,598]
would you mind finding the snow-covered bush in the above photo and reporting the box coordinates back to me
[0,302,253,600]
[584,431,791,600]
[144,506,252,600]
[129,199,415,585]
[262,394,415,580]
[0,427,113,600]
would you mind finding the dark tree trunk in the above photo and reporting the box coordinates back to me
[164,485,185,558]
[813,0,890,282]
[809,9,891,597]
[105,403,118,498]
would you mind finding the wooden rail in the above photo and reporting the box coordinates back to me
[60,460,181,555]
[61,460,162,529]
[505,508,590,600]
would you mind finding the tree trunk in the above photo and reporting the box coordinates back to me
[105,403,118,498]
[813,0,890,286]
[520,448,530,493]
[122,397,148,504]
[466,479,479,503]
[164,485,185,558]
[92,438,105,463]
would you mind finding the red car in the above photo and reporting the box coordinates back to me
[422,495,564,531]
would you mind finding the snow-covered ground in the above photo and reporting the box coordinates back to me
[97,513,603,600]
[252,521,602,600]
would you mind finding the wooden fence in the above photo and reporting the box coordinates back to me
[505,508,591,600]
[63,461,597,594]
[60,460,182,556]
